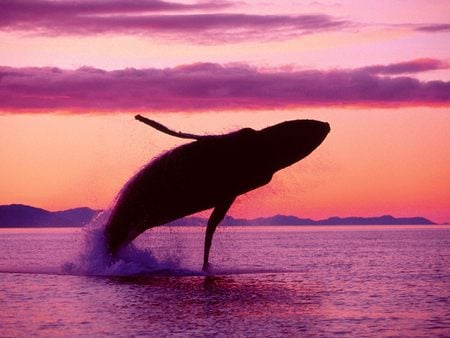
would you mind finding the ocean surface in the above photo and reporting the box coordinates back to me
[0,224,449,337]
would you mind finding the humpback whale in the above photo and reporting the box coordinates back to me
[104,115,330,271]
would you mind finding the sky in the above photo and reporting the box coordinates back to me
[0,0,449,223]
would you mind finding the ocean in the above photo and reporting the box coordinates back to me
[0,224,449,337]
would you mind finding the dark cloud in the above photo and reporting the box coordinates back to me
[0,0,349,41]
[1,0,227,16]
[416,24,450,33]
[362,58,448,75]
[1,61,449,113]
[3,2,449,42]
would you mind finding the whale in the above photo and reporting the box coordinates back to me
[104,115,330,271]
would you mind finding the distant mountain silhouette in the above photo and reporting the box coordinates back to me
[0,204,435,227]
[169,214,435,226]
[0,204,99,227]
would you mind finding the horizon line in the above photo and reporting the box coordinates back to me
[1,203,441,224]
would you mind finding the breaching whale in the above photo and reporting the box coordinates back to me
[104,115,330,271]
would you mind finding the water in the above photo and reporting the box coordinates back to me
[0,225,449,337]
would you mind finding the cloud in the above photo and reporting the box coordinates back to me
[1,60,449,113]
[362,58,448,75]
[415,24,450,33]
[0,0,349,42]
[1,0,228,16]
[3,1,448,42]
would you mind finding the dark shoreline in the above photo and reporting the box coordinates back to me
[0,204,437,227]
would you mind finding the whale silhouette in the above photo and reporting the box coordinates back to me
[104,115,330,271]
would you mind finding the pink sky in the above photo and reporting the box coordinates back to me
[0,0,449,223]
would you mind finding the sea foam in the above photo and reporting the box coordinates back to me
[62,210,193,277]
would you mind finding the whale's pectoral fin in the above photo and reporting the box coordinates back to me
[202,197,235,272]
[135,114,205,140]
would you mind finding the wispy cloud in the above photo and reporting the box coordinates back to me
[3,1,449,43]
[415,23,450,33]
[1,0,228,15]
[1,0,349,42]
[1,60,449,113]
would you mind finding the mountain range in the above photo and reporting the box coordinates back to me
[0,204,99,227]
[0,204,436,227]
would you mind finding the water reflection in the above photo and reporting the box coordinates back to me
[1,227,449,336]
[105,274,324,336]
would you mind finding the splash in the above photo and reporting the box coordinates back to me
[62,211,193,277]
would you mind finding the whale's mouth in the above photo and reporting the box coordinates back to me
[257,119,330,171]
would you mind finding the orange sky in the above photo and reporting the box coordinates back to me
[0,1,449,223]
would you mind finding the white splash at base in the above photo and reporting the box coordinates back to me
[62,211,203,277]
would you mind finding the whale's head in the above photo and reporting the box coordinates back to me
[258,119,330,172]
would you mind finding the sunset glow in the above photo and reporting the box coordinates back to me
[1,0,449,223]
